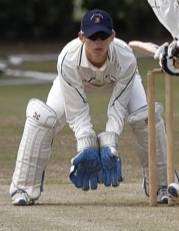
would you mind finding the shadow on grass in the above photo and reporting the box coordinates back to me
[31,201,177,208]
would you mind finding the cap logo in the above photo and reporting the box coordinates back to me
[90,13,103,24]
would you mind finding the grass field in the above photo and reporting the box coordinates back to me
[1,55,179,230]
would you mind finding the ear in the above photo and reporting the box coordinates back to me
[78,31,86,43]
[108,30,115,43]
[111,30,116,40]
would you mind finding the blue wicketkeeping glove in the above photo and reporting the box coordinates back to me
[98,132,123,187]
[69,135,101,191]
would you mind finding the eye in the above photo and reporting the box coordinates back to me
[88,32,110,41]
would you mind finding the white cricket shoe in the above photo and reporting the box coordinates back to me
[168,171,179,198]
[143,177,169,204]
[168,183,179,198]
[157,186,169,204]
[11,190,35,206]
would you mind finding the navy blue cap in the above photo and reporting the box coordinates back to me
[81,9,113,38]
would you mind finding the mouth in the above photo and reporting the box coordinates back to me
[94,47,104,53]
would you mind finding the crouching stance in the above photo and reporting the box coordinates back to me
[10,9,168,205]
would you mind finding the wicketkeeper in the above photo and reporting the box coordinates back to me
[146,0,179,198]
[9,9,168,205]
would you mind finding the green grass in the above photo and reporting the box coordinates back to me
[18,60,57,73]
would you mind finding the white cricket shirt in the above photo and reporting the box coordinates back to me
[57,38,137,138]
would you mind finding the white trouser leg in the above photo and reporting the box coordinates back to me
[127,73,167,190]
[128,103,167,189]
[46,77,66,133]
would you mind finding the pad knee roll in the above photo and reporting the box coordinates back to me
[10,99,57,200]
[26,98,57,128]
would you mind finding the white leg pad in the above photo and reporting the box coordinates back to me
[10,98,57,200]
[128,103,167,188]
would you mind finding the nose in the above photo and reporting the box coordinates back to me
[96,38,102,41]
[94,38,103,44]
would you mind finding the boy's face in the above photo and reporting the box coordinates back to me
[79,31,115,64]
